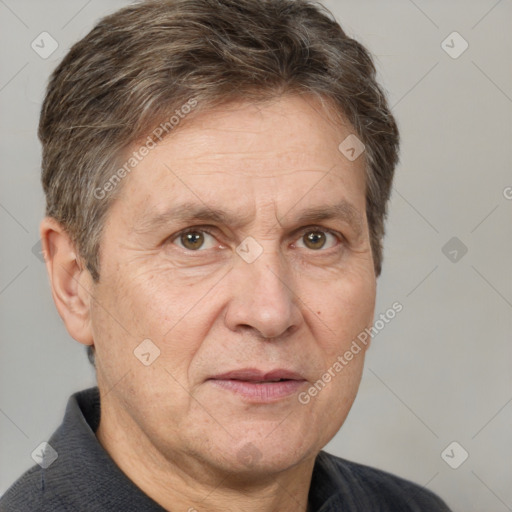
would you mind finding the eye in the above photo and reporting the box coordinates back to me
[294,228,341,251]
[169,226,342,253]
[172,228,218,251]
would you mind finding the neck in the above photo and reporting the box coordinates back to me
[96,390,315,512]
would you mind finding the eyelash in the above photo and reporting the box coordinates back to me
[168,225,345,254]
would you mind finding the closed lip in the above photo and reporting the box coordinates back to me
[208,368,306,382]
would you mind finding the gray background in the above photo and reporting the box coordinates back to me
[1,1,511,510]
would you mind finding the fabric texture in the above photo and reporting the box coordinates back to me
[0,387,452,511]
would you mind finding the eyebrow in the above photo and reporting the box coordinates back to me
[134,200,364,237]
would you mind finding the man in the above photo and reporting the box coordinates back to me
[0,0,452,510]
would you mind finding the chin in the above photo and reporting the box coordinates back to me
[213,434,318,480]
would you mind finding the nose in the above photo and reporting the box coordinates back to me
[224,246,303,340]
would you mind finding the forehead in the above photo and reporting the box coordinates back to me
[157,96,352,169]
[110,95,367,230]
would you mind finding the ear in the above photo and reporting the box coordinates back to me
[40,217,94,347]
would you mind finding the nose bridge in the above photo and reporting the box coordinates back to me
[226,237,300,339]
[248,241,288,294]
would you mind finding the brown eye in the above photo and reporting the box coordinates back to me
[297,229,339,251]
[171,227,220,253]
[177,230,208,250]
[303,231,326,250]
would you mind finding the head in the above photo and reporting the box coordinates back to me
[40,0,399,479]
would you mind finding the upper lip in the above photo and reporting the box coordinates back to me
[209,368,305,382]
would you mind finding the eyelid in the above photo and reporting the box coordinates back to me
[168,224,345,251]
[295,224,344,239]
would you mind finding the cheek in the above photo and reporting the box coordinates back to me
[90,271,204,421]
[88,275,142,386]
[298,272,375,446]
[314,267,376,356]
[103,267,213,374]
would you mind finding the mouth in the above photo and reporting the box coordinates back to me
[207,368,307,402]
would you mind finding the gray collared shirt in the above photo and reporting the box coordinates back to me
[0,387,452,511]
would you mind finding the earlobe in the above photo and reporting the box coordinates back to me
[40,217,94,347]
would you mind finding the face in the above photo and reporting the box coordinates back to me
[89,95,376,476]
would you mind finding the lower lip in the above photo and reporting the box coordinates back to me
[208,379,306,402]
